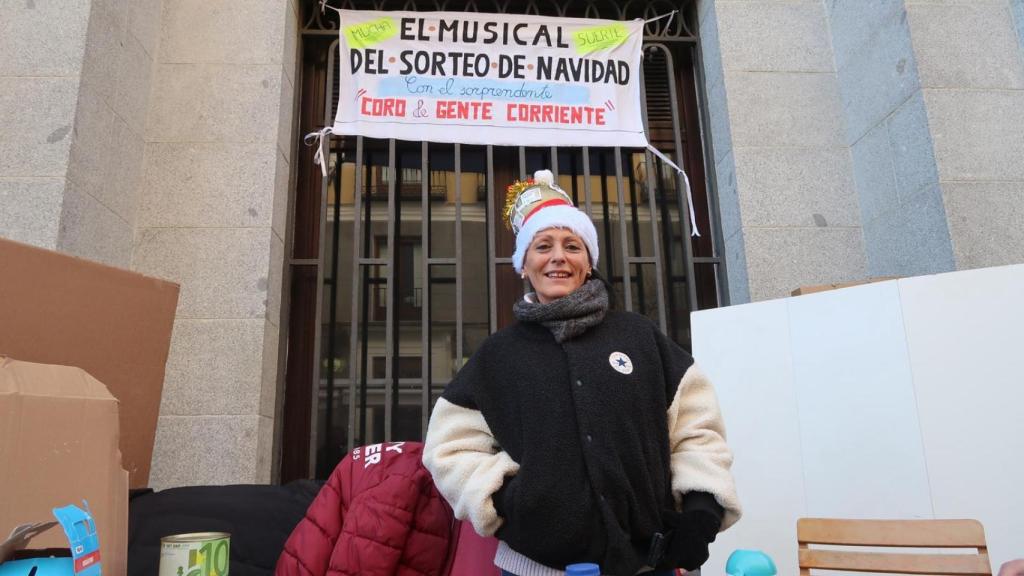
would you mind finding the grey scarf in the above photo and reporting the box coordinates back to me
[513,278,609,343]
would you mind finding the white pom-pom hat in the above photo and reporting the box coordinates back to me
[505,169,599,274]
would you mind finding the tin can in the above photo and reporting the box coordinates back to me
[158,532,231,576]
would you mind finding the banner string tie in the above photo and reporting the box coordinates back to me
[320,0,341,15]
[304,127,335,178]
[646,144,700,237]
[644,11,677,27]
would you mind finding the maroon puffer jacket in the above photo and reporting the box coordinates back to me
[275,441,456,576]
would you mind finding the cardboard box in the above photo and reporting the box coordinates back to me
[790,276,899,296]
[0,358,128,575]
[0,237,178,488]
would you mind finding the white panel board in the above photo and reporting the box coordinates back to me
[900,264,1024,569]
[787,280,934,519]
[693,300,804,576]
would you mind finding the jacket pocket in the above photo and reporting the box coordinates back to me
[498,470,604,565]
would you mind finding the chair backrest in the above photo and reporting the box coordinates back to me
[797,518,991,576]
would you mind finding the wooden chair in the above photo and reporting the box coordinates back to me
[797,518,992,575]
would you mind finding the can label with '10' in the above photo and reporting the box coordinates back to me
[158,532,230,576]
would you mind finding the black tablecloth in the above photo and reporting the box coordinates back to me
[128,481,321,576]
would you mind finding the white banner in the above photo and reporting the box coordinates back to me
[332,9,647,148]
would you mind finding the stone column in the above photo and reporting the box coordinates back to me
[699,0,867,302]
[904,0,1024,269]
[137,0,298,488]
[829,0,1024,277]
[1015,0,1024,53]
[0,2,88,249]
[827,1,956,277]
[1,0,161,267]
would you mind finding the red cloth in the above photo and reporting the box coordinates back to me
[445,520,500,576]
[275,442,456,576]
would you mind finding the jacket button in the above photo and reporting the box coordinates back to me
[586,434,593,442]
[576,379,583,387]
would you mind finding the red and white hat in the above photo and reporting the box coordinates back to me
[505,170,599,274]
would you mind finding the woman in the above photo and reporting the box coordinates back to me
[423,170,741,576]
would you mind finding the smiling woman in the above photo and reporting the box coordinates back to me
[523,228,592,303]
[422,170,741,576]
[505,171,597,303]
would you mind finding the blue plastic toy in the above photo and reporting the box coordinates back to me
[0,501,101,576]
[726,549,777,576]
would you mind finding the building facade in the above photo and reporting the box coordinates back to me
[2,0,1023,487]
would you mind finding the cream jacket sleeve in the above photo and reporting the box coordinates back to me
[667,362,742,529]
[422,397,519,537]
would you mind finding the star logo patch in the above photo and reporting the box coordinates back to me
[608,351,633,375]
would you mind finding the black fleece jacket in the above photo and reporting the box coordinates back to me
[439,311,723,575]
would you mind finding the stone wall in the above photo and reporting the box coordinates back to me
[136,0,298,489]
[1,0,85,248]
[906,0,1024,269]
[699,0,867,301]
[827,0,956,277]
[61,0,163,267]
[698,0,749,304]
[703,0,1024,296]
[0,0,162,267]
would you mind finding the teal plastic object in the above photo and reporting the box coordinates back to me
[52,502,101,576]
[0,557,75,576]
[726,549,777,576]
[565,563,601,576]
[0,501,100,576]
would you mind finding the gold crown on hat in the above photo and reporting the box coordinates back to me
[503,170,573,234]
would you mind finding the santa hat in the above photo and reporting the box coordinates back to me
[505,169,599,274]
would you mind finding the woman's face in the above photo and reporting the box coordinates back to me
[523,228,592,304]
